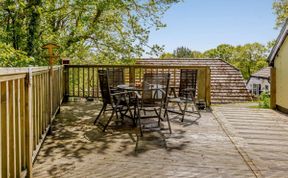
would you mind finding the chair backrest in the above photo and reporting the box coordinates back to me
[98,70,112,104]
[179,69,198,97]
[142,73,170,104]
[107,68,125,88]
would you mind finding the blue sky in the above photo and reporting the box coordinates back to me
[147,0,280,56]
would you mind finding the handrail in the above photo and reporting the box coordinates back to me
[66,64,209,69]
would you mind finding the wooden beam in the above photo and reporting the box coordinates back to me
[270,67,276,109]
[205,67,211,107]
[0,81,2,178]
[25,69,33,178]
[9,80,16,178]
[129,67,135,84]
[5,81,10,178]
[197,69,206,101]
[66,64,209,70]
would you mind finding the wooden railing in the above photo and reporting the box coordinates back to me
[64,65,211,106]
[1,64,210,178]
[0,66,64,178]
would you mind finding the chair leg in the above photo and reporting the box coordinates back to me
[181,102,188,122]
[164,108,172,134]
[94,104,106,125]
[103,108,116,132]
[154,108,161,127]
[137,110,143,137]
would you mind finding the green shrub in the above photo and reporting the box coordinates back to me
[258,91,270,108]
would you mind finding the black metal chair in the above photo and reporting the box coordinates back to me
[168,69,201,122]
[107,68,125,91]
[135,73,171,136]
[94,70,132,132]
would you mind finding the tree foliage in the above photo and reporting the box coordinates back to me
[273,0,288,28]
[203,44,235,63]
[232,43,268,79]
[0,43,34,67]
[0,0,180,66]
[165,42,269,79]
[173,46,191,58]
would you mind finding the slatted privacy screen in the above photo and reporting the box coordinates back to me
[0,66,64,178]
[64,65,211,106]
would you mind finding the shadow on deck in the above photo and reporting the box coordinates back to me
[33,101,255,178]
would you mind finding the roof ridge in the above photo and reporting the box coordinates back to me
[268,18,288,66]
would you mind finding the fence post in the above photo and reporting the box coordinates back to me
[129,66,135,84]
[49,66,53,124]
[197,69,206,101]
[25,68,33,178]
[205,67,211,107]
[270,67,276,109]
[63,65,69,102]
[0,80,2,178]
[58,67,61,114]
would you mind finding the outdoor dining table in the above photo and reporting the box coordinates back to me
[117,84,142,91]
[116,83,167,121]
[115,84,141,125]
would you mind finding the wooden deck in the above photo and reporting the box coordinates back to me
[213,104,288,178]
[32,102,288,178]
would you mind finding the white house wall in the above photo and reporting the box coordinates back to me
[246,77,270,95]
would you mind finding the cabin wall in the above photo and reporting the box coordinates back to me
[274,37,288,111]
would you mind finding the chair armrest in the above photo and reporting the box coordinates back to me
[111,91,128,96]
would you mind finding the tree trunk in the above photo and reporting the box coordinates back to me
[26,0,42,57]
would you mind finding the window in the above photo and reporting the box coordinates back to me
[252,84,261,95]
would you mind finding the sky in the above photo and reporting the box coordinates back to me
[146,0,280,56]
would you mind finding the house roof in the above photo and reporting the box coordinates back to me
[250,67,270,79]
[268,19,288,66]
[136,58,252,104]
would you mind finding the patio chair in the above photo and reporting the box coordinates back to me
[94,69,132,132]
[135,73,171,136]
[107,68,125,91]
[168,69,200,122]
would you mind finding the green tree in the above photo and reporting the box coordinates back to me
[191,50,203,58]
[0,42,34,67]
[160,52,174,59]
[233,43,268,79]
[173,46,192,58]
[273,0,288,28]
[203,44,235,63]
[0,0,180,66]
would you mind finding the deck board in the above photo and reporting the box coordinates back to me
[32,101,257,178]
[213,104,288,178]
[33,102,288,177]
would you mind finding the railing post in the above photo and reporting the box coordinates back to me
[63,65,69,102]
[49,66,53,123]
[0,80,2,178]
[25,68,33,178]
[58,67,61,114]
[205,67,211,107]
[129,66,135,84]
[197,69,206,101]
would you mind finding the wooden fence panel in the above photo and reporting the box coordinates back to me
[0,66,64,178]
[64,65,211,106]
